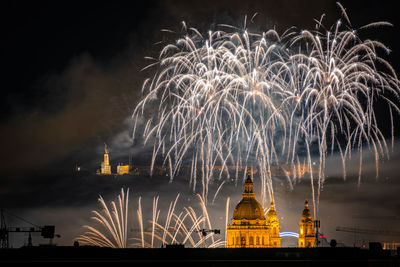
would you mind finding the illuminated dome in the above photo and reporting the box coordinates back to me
[232,176,266,221]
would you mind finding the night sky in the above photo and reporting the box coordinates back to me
[1,0,400,248]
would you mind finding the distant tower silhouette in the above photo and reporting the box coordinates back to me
[298,199,315,248]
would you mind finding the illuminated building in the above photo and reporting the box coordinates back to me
[226,172,281,248]
[298,199,315,248]
[117,164,130,175]
[100,143,112,175]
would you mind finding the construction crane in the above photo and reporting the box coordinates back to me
[336,226,400,236]
[352,215,400,221]
[336,226,400,248]
[197,229,221,237]
[0,209,58,248]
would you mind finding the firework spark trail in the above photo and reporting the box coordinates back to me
[225,197,230,242]
[287,4,400,216]
[133,3,400,218]
[151,196,160,247]
[137,196,144,248]
[131,194,226,248]
[78,189,226,248]
[133,24,294,207]
[76,188,129,248]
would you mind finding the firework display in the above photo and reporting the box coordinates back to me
[78,188,226,248]
[132,193,226,248]
[133,4,399,218]
[77,188,129,248]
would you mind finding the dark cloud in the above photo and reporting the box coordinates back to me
[0,52,142,176]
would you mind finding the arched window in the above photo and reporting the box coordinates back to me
[249,236,254,245]
[256,236,260,245]
[262,236,264,245]
[241,237,246,246]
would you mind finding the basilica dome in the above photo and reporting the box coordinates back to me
[232,176,266,221]
[232,196,266,220]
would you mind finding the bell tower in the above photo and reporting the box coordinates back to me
[267,200,281,247]
[101,143,112,175]
[298,199,315,248]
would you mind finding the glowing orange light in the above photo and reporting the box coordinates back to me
[325,76,332,84]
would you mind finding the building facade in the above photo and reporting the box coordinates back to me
[226,173,281,248]
[117,164,130,175]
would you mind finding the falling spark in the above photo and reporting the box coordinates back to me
[76,188,129,248]
[131,194,226,248]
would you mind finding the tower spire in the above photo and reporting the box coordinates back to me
[100,142,111,175]
[104,142,109,154]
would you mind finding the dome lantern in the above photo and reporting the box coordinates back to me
[243,171,255,198]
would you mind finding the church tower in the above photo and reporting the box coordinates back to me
[226,170,280,248]
[298,199,315,248]
[101,143,112,175]
[267,200,281,247]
